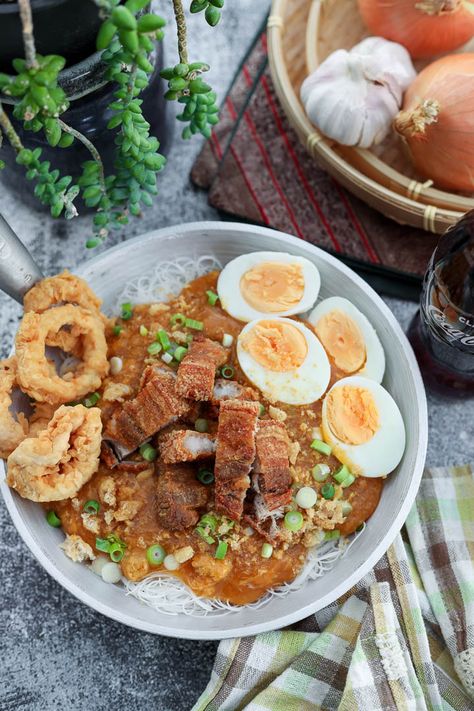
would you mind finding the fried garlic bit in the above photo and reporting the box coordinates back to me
[6,405,102,502]
[23,270,102,315]
[0,358,28,459]
[15,304,109,405]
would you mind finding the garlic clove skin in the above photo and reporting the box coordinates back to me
[301,36,416,148]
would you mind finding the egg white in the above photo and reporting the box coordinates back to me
[321,375,405,478]
[217,251,321,323]
[308,296,385,383]
[237,317,330,405]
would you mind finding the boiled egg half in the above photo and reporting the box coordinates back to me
[321,375,405,477]
[308,297,385,383]
[217,251,320,322]
[237,317,330,405]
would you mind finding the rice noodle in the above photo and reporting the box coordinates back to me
[115,256,366,617]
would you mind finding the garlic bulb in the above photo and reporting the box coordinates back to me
[301,37,416,148]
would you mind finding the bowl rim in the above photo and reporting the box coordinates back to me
[0,220,428,639]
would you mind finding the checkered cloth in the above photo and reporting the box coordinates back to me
[193,465,474,711]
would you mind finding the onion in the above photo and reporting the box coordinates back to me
[394,54,474,192]
[357,0,474,58]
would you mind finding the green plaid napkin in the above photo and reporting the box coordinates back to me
[193,465,474,711]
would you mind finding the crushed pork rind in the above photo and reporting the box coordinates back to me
[98,476,117,507]
[81,512,100,534]
[174,546,195,564]
[288,441,301,465]
[102,382,132,402]
[60,534,95,562]
[114,500,141,522]
[268,405,287,422]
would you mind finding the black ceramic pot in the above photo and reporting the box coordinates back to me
[0,0,102,73]
[0,5,171,209]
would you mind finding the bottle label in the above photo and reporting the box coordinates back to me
[427,305,474,348]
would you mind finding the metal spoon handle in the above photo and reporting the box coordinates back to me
[0,214,43,303]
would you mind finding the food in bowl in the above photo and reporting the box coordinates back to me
[1,252,406,607]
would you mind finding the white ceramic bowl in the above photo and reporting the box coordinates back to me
[0,222,428,639]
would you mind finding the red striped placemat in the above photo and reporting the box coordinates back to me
[191,30,441,298]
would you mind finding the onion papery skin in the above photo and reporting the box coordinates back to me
[394,53,474,192]
[357,0,474,59]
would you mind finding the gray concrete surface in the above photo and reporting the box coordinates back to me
[1,2,473,709]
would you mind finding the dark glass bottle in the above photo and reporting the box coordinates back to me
[408,211,474,396]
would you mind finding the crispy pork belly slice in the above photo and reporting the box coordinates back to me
[254,420,292,511]
[155,464,209,531]
[214,399,259,521]
[176,336,227,401]
[207,378,259,418]
[159,429,216,464]
[104,366,190,458]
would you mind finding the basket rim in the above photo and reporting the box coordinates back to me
[267,0,468,233]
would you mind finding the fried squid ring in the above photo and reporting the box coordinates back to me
[23,270,102,315]
[7,404,102,502]
[15,304,109,404]
[0,358,29,459]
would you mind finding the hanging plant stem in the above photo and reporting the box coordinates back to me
[0,102,23,152]
[57,119,106,194]
[173,0,189,64]
[17,0,38,70]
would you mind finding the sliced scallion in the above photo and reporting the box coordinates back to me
[199,514,217,531]
[83,392,100,408]
[156,329,171,350]
[295,486,317,510]
[139,443,157,462]
[147,341,162,356]
[170,313,186,326]
[195,527,215,545]
[214,540,228,560]
[46,510,61,528]
[321,483,335,500]
[261,543,273,559]
[324,529,340,541]
[341,473,355,488]
[146,544,166,566]
[161,352,173,364]
[284,510,304,532]
[220,364,234,380]
[195,418,208,433]
[185,318,204,331]
[109,543,125,562]
[310,439,332,456]
[197,468,214,485]
[258,403,265,417]
[121,302,133,320]
[312,463,330,482]
[206,290,219,306]
[139,324,148,336]
[113,325,123,336]
[173,346,188,362]
[222,333,233,347]
[83,500,100,515]
[341,501,353,517]
[333,464,352,485]
[96,537,110,553]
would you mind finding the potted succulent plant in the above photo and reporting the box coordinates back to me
[0,0,224,247]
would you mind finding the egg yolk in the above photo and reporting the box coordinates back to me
[240,320,308,372]
[240,262,305,313]
[326,385,380,445]
[316,310,366,373]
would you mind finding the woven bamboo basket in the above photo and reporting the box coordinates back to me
[267,0,473,233]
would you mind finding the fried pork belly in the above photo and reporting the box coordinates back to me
[214,399,259,521]
[206,378,259,418]
[159,429,216,464]
[254,420,292,511]
[104,365,190,458]
[176,336,227,401]
[155,464,209,531]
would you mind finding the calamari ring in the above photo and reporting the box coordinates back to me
[23,270,102,315]
[6,404,102,502]
[28,402,58,437]
[15,304,109,404]
[0,357,29,459]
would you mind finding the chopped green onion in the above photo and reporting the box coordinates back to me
[220,365,235,379]
[284,510,304,532]
[164,554,180,571]
[185,318,204,331]
[356,523,364,533]
[341,473,355,488]
[195,418,208,433]
[341,501,353,517]
[170,313,187,326]
[83,500,100,515]
[46,510,61,528]
[121,302,133,320]
[261,543,273,559]
[113,325,123,336]
[146,544,166,566]
[258,403,266,417]
[195,527,215,544]
[324,529,340,541]
[215,540,228,559]
[83,392,100,408]
[186,334,194,344]
[139,443,157,462]
[161,352,173,364]
[206,290,219,306]
[173,346,188,362]
[139,324,149,336]
[96,537,110,553]
[312,463,330,482]
[147,342,162,356]
[199,514,218,531]
[156,329,171,350]
[295,486,317,509]
[310,439,332,456]
[109,543,125,562]
[222,333,233,347]
[197,468,214,485]
[333,465,351,485]
[321,483,335,500]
